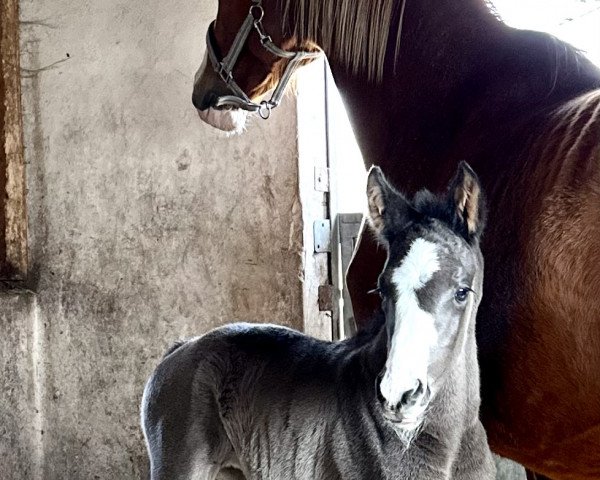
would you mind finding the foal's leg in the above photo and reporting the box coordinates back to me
[142,345,237,480]
[149,462,221,480]
[144,396,238,480]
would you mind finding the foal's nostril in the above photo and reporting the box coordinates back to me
[375,372,386,404]
[400,380,424,407]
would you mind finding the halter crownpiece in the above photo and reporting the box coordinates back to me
[205,0,321,119]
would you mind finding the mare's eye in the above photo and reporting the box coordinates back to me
[454,287,471,303]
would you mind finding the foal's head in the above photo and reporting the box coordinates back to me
[367,162,486,437]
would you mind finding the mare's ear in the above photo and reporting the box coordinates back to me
[366,166,412,243]
[446,161,486,242]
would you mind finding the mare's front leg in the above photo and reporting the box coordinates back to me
[346,221,387,329]
[452,423,496,480]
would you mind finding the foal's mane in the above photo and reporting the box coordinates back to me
[281,0,406,81]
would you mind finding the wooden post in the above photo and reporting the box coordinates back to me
[0,0,27,284]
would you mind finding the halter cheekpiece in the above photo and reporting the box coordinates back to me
[205,0,320,119]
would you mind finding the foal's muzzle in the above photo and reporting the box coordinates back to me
[376,375,429,423]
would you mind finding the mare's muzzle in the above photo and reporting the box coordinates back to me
[195,0,320,119]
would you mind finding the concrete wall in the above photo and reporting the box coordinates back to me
[0,293,38,477]
[1,0,309,478]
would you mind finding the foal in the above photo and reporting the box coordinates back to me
[141,163,495,480]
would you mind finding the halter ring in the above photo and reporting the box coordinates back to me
[259,101,272,119]
[249,4,264,23]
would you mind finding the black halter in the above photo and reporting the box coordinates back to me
[205,0,321,119]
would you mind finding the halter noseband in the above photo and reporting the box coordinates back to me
[205,0,320,119]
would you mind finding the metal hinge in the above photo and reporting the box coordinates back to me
[313,219,331,253]
[318,285,338,312]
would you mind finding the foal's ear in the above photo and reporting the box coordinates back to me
[366,166,411,241]
[446,162,486,242]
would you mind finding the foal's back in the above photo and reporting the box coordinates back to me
[141,323,387,480]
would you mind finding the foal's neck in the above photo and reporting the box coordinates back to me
[413,333,483,469]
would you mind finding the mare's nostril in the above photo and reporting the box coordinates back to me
[192,92,215,111]
[192,93,202,110]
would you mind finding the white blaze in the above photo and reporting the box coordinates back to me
[379,238,440,411]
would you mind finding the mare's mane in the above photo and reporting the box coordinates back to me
[281,0,598,95]
[281,0,406,81]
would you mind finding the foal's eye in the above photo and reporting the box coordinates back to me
[369,287,383,299]
[454,287,471,303]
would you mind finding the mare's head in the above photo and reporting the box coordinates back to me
[192,0,401,132]
[367,162,486,438]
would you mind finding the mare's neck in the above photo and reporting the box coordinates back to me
[324,0,600,193]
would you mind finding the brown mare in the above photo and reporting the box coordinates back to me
[192,1,600,479]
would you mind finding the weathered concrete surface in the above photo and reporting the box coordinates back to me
[2,0,305,478]
[0,292,38,478]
